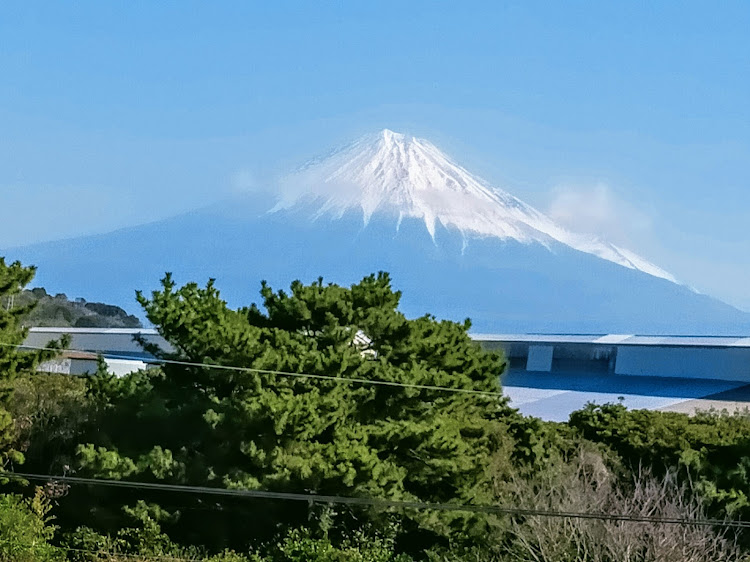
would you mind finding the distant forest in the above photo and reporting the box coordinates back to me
[5,287,142,328]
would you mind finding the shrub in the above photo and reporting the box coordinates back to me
[499,445,744,562]
[0,490,62,562]
[251,528,412,562]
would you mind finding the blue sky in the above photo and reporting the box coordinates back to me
[2,2,750,308]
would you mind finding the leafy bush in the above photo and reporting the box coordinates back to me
[498,444,745,562]
[63,513,202,562]
[0,491,62,562]
[255,528,412,562]
[8,373,90,473]
[569,403,750,518]
[63,523,411,562]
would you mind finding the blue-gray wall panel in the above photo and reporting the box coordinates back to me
[615,346,750,381]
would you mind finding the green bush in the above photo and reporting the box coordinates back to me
[63,501,202,561]
[569,403,750,518]
[249,528,412,562]
[63,523,412,562]
[8,373,90,473]
[0,491,62,562]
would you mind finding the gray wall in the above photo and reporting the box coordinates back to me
[25,329,170,357]
[615,345,750,382]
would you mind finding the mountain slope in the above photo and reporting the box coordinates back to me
[277,129,676,282]
[3,130,747,334]
[15,288,142,328]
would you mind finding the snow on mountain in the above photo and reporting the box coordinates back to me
[7,130,746,335]
[274,129,676,283]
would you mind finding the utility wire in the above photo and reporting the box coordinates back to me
[7,343,748,528]
[5,472,750,529]
[1,341,505,398]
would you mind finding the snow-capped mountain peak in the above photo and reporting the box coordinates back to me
[275,129,676,283]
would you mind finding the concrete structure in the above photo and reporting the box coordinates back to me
[30,328,750,382]
[36,350,151,377]
[474,334,750,420]
[37,351,100,376]
[25,327,170,377]
[21,329,750,419]
[474,334,750,382]
[25,327,169,358]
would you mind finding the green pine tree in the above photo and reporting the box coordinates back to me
[0,257,65,467]
[75,272,517,553]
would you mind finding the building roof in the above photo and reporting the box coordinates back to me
[61,350,99,360]
[28,327,159,335]
[26,327,750,350]
[471,333,750,349]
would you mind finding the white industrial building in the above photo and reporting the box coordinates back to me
[24,328,750,382]
[22,328,750,420]
[474,334,750,420]
[474,334,750,382]
[25,327,169,377]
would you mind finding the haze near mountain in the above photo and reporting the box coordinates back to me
[5,130,748,334]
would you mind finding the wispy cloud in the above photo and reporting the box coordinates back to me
[230,169,260,194]
[546,183,653,246]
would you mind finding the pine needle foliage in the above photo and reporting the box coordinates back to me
[77,272,514,553]
[0,258,66,467]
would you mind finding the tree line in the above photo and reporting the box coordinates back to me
[9,286,142,328]
[1,256,750,561]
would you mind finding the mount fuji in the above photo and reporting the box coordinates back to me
[275,129,675,282]
[5,130,749,334]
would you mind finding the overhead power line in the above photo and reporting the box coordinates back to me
[5,472,750,529]
[1,341,506,398]
[7,342,748,529]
